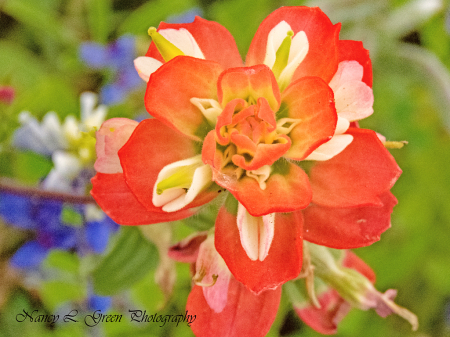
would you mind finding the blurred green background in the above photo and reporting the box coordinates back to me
[0,0,450,336]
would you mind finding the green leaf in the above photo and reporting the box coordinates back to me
[61,205,84,227]
[43,249,80,274]
[92,226,159,295]
[86,0,112,43]
[0,41,47,90]
[130,270,164,313]
[3,0,77,46]
[14,76,80,119]
[210,0,274,56]
[0,290,49,337]
[12,151,53,184]
[41,280,86,311]
[119,0,197,35]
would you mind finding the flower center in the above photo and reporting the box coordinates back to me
[215,97,291,179]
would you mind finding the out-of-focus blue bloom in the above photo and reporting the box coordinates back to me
[100,84,126,107]
[88,294,112,313]
[166,7,203,24]
[79,43,108,69]
[80,35,142,105]
[108,37,136,69]
[85,215,119,254]
[0,191,118,270]
[0,192,35,230]
[10,241,49,270]
[36,200,78,250]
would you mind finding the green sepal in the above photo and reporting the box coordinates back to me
[284,276,329,309]
[181,193,225,231]
[284,280,309,308]
[224,192,238,215]
[306,241,372,309]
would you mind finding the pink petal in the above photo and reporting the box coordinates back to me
[94,118,138,174]
[168,232,208,263]
[338,40,372,88]
[134,56,163,82]
[195,236,231,313]
[329,61,374,121]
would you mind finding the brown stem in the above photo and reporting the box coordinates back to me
[0,178,95,204]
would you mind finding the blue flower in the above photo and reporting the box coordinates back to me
[0,191,118,270]
[88,294,112,313]
[10,241,49,270]
[85,213,119,254]
[166,7,203,24]
[80,35,142,105]
[0,192,36,230]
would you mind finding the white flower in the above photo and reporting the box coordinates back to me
[13,92,108,193]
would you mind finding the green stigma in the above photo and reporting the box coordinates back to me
[148,27,184,62]
[272,30,294,80]
[156,165,199,195]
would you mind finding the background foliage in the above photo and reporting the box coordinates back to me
[0,0,449,336]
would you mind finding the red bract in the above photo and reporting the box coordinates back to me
[169,233,281,337]
[91,5,402,328]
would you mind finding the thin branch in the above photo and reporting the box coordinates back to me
[0,177,95,204]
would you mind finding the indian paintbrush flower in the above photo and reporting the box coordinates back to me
[91,6,412,336]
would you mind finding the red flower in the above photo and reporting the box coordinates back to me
[92,6,401,297]
[169,233,281,337]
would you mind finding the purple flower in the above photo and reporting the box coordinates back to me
[166,7,203,24]
[88,295,112,313]
[79,35,142,105]
[0,191,118,270]
[10,241,49,270]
